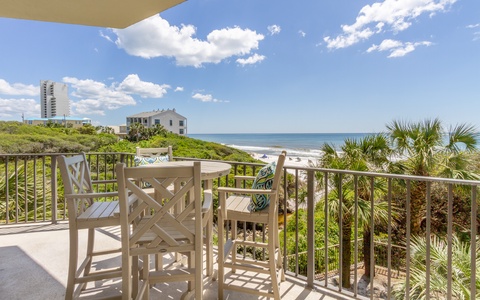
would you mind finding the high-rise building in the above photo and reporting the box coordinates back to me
[40,80,70,118]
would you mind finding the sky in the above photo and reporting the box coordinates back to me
[0,0,479,134]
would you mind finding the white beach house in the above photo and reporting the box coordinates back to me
[126,108,187,135]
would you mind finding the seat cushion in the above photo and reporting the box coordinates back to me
[250,161,276,211]
[225,195,269,223]
[133,155,169,166]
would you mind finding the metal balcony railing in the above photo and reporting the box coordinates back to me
[0,152,478,299]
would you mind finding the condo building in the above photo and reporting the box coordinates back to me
[126,109,187,135]
[40,80,70,118]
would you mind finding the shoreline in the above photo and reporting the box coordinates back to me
[250,152,314,170]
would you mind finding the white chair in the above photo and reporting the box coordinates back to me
[217,151,287,299]
[133,146,174,202]
[57,153,122,300]
[134,146,183,272]
[133,146,174,209]
[116,161,206,300]
[135,146,215,278]
[135,146,173,162]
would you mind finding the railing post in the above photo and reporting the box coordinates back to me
[307,169,315,288]
[4,156,10,224]
[50,155,58,224]
[470,186,477,298]
[120,153,126,164]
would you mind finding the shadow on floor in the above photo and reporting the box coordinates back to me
[0,245,65,300]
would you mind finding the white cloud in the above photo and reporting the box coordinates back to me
[466,23,480,41]
[299,30,306,38]
[117,74,170,98]
[0,98,40,118]
[0,79,38,96]
[367,39,403,52]
[0,75,171,118]
[474,32,480,42]
[192,93,228,103]
[268,25,281,35]
[367,39,433,57]
[73,98,110,116]
[112,15,264,67]
[324,0,457,50]
[64,76,136,115]
[174,87,184,92]
[236,53,266,66]
[192,93,211,102]
[63,77,131,104]
[63,74,168,115]
[99,30,113,43]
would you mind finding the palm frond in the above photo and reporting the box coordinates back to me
[394,234,480,300]
[446,123,479,154]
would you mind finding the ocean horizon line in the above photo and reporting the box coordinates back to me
[188,132,469,161]
[188,133,376,160]
[188,132,380,135]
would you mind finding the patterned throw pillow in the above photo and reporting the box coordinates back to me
[133,155,170,188]
[133,155,169,166]
[250,161,276,212]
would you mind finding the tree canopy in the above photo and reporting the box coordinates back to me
[0,121,257,163]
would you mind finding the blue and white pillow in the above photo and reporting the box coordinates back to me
[250,161,276,212]
[133,155,170,188]
[133,155,169,166]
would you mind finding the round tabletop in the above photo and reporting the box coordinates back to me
[140,160,231,180]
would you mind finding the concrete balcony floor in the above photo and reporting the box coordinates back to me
[0,223,350,300]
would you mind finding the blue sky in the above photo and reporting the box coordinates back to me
[0,0,479,134]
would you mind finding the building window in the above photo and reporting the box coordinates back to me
[169,120,173,126]
[179,129,184,134]
[179,120,184,126]
[144,119,147,123]
[155,119,160,125]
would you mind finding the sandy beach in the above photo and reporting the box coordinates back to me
[250,152,315,170]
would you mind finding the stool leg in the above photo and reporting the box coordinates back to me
[218,212,225,300]
[65,227,79,300]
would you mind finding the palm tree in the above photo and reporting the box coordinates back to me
[96,125,115,134]
[0,161,53,222]
[315,134,394,288]
[394,234,480,299]
[77,123,97,135]
[148,124,168,137]
[127,122,143,142]
[387,118,479,235]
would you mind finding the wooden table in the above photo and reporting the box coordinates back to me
[172,161,231,186]
[138,160,231,188]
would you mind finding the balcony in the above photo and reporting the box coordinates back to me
[1,152,478,299]
[1,222,348,299]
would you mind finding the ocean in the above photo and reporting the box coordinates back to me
[188,133,373,161]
